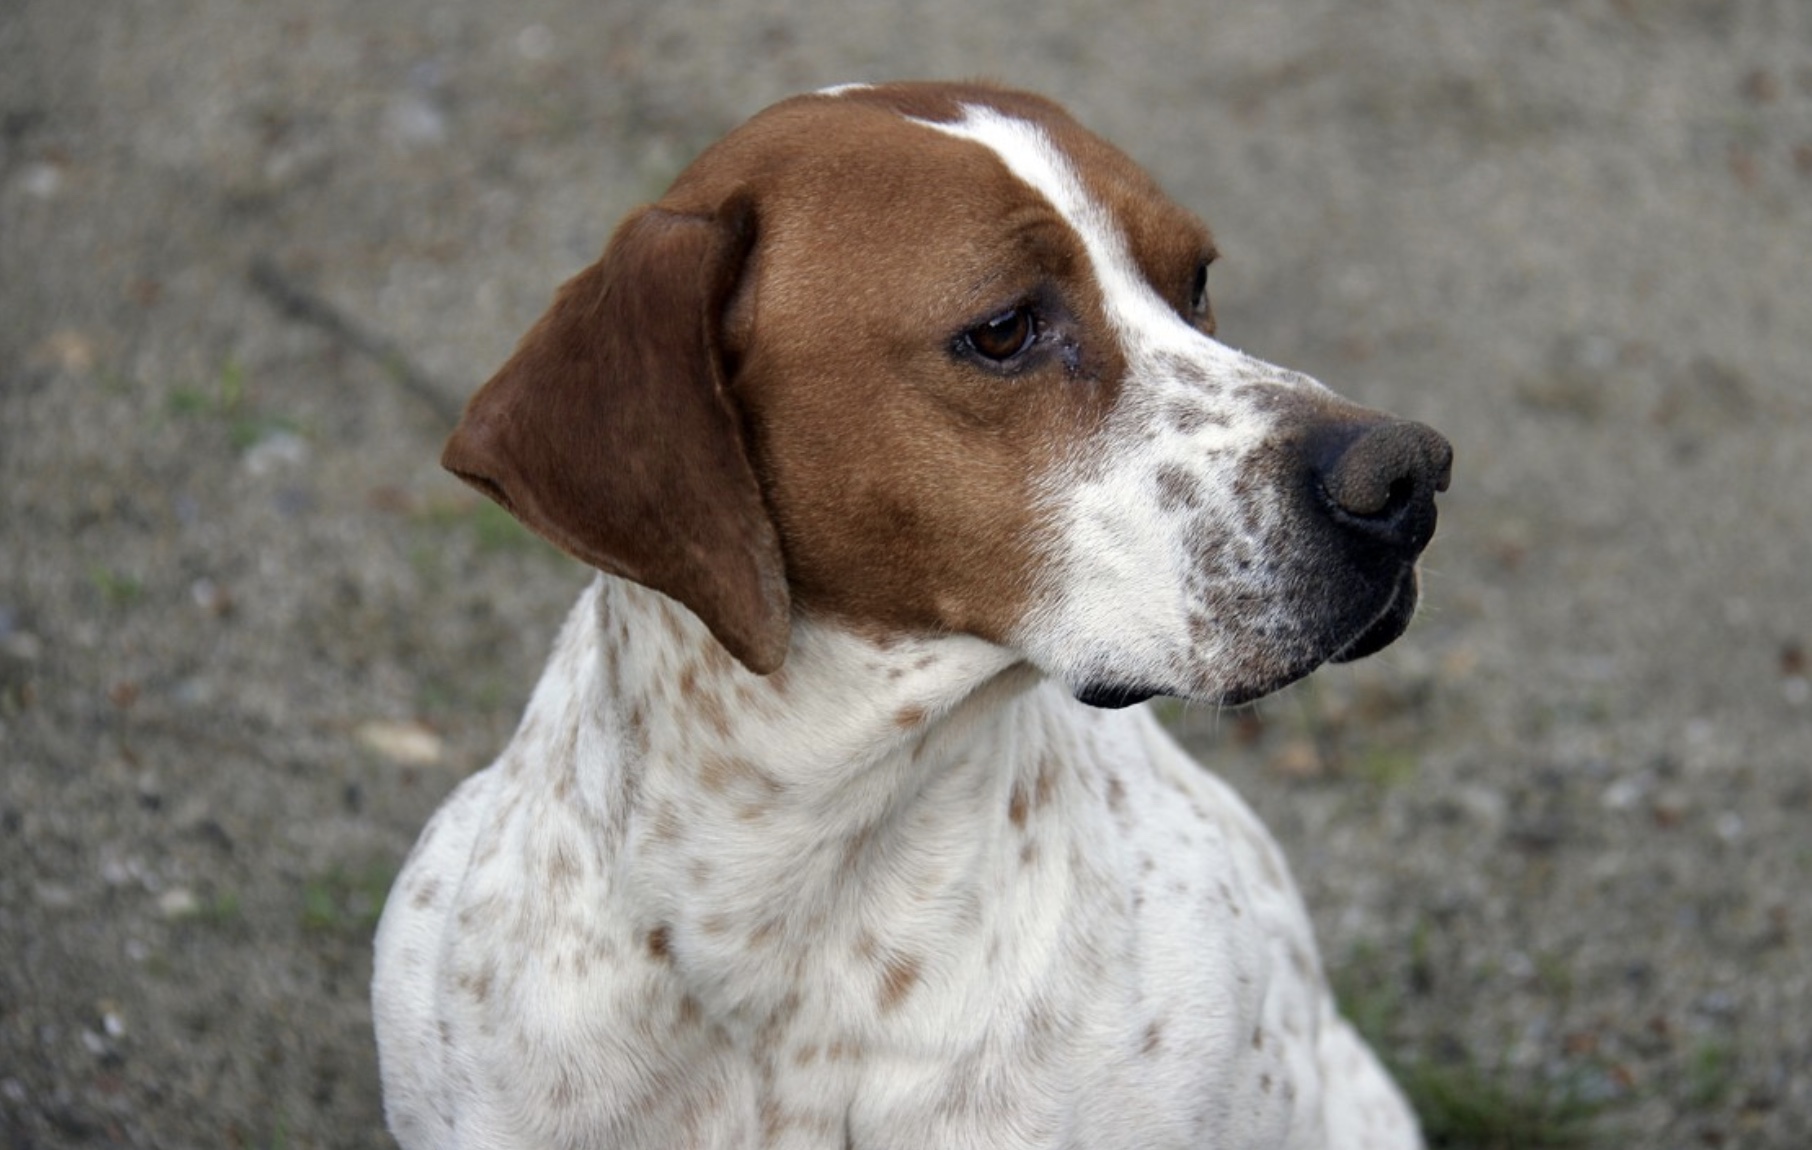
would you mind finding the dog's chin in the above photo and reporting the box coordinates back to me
[1072,569,1421,711]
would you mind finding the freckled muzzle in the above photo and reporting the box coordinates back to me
[1070,413,1453,712]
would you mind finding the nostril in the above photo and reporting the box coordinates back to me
[1380,475,1416,519]
[1327,468,1413,522]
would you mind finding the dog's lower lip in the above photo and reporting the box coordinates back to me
[1328,568,1417,664]
[1074,682,1160,709]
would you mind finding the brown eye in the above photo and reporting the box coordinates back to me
[965,305,1038,362]
[1188,261,1211,319]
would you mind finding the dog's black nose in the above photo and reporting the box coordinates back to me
[1315,420,1452,556]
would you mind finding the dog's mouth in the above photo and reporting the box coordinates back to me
[1073,565,1421,711]
[1328,564,1420,665]
[1073,682,1161,710]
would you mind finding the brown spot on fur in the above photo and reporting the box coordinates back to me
[410,875,441,909]
[760,1099,787,1140]
[1167,399,1230,435]
[547,841,580,891]
[825,1037,864,1062]
[1154,464,1206,512]
[878,953,923,1012]
[748,917,781,948]
[547,1070,577,1110]
[1031,757,1057,811]
[698,754,746,794]
[1141,1020,1164,1055]
[646,923,673,963]
[700,689,733,738]
[1019,839,1039,867]
[1007,786,1029,828]
[457,963,494,1004]
[841,824,875,869]
[1104,773,1126,813]
[852,928,879,961]
[700,640,733,676]
[649,801,685,844]
[894,704,926,729]
[456,894,503,930]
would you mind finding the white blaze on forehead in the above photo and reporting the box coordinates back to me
[912,105,1209,358]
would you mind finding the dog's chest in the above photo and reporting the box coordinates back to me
[381,668,1314,1149]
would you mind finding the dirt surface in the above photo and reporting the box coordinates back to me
[4,1,1809,1146]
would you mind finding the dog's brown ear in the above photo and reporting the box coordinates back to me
[442,200,790,674]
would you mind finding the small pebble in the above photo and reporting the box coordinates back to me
[190,577,232,615]
[356,719,445,766]
[158,887,200,919]
[18,161,64,199]
[1602,777,1644,811]
[242,430,309,476]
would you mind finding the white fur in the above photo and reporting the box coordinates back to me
[374,97,1422,1150]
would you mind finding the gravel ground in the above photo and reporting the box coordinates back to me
[4,1,1809,1146]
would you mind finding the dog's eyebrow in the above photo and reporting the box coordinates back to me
[948,215,1087,309]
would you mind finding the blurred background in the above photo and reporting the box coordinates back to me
[3,0,1809,1145]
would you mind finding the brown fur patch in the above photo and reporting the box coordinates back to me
[646,923,673,963]
[877,953,923,1012]
[1141,1020,1165,1056]
[1104,773,1127,813]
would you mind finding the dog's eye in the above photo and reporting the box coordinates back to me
[1188,260,1211,320]
[965,305,1038,363]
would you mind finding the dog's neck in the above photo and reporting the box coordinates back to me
[510,575,1113,1025]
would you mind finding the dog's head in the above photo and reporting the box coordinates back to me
[444,82,1451,707]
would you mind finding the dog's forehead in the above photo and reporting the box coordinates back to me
[668,84,1214,299]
